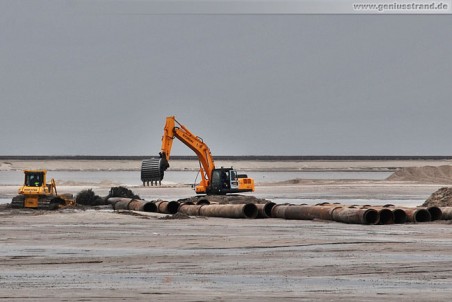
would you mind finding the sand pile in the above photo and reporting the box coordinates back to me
[423,187,452,207]
[386,165,452,183]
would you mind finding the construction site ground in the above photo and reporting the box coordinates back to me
[1,159,452,301]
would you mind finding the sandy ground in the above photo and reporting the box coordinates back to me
[1,160,452,301]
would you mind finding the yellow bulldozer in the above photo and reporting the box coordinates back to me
[11,170,75,210]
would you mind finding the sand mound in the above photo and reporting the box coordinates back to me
[386,165,452,183]
[422,187,452,207]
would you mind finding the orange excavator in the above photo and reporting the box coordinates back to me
[141,116,254,195]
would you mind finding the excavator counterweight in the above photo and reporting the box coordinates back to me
[141,116,254,195]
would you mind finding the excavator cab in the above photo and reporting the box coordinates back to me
[210,168,235,194]
[205,168,254,195]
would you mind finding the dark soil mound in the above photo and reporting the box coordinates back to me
[76,189,106,206]
[107,186,140,199]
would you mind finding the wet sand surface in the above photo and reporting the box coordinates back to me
[1,160,452,301]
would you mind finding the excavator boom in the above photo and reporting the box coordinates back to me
[160,116,215,192]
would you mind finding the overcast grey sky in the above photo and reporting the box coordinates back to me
[0,1,451,156]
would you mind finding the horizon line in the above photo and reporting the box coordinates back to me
[1,155,452,161]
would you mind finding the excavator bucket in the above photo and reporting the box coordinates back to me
[141,156,168,186]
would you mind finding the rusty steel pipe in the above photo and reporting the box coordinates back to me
[361,206,394,225]
[377,208,394,225]
[305,206,342,221]
[284,205,315,220]
[286,205,342,221]
[271,205,341,221]
[402,207,431,223]
[178,204,204,216]
[142,201,158,212]
[371,206,407,224]
[392,209,408,224]
[107,197,128,206]
[112,198,134,210]
[109,198,158,212]
[198,203,258,219]
[331,207,379,225]
[154,200,180,214]
[271,204,288,219]
[426,206,442,221]
[127,199,157,212]
[127,199,145,211]
[401,206,441,221]
[440,207,452,220]
[255,202,276,218]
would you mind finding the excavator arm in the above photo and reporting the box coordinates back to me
[160,116,215,193]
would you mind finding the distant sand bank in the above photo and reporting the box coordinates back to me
[2,158,452,172]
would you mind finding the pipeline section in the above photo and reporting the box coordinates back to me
[267,203,443,225]
[154,200,180,214]
[107,196,452,224]
[108,198,158,212]
[178,203,258,219]
[255,202,276,218]
[271,204,379,224]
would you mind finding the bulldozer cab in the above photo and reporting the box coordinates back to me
[18,170,53,196]
[13,169,73,209]
[25,171,45,187]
